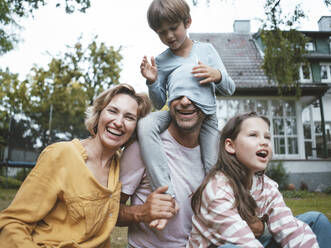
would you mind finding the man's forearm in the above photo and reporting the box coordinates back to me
[117,203,148,226]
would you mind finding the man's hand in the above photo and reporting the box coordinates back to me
[148,198,179,230]
[140,56,157,83]
[137,186,177,223]
[192,61,222,84]
[117,186,177,227]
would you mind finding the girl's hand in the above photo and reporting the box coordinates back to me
[192,61,222,85]
[140,56,157,83]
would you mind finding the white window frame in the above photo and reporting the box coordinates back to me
[299,63,312,83]
[320,63,331,83]
[216,98,300,159]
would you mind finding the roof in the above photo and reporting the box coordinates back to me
[190,32,271,88]
[190,32,329,97]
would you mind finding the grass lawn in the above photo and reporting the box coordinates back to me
[0,188,330,247]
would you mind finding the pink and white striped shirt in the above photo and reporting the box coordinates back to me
[187,172,318,248]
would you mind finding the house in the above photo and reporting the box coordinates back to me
[190,17,331,191]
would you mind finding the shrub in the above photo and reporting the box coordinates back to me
[265,161,288,190]
[324,186,331,195]
[15,168,32,181]
[281,190,315,198]
[0,176,22,189]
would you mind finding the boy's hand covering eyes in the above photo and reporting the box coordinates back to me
[192,61,222,85]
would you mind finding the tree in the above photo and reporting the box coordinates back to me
[0,0,91,55]
[0,68,30,152]
[260,0,309,96]
[20,37,122,148]
[0,37,122,149]
[192,0,330,95]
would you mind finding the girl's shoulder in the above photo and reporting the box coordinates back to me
[251,174,280,196]
[205,172,234,197]
[262,174,279,189]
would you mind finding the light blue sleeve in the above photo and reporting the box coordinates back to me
[147,58,168,109]
[207,44,236,96]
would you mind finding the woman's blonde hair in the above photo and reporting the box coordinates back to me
[147,0,191,31]
[85,84,151,138]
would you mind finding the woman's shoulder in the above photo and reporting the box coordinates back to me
[40,139,84,161]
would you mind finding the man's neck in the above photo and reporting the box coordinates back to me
[167,123,200,148]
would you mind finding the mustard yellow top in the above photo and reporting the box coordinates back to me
[0,139,121,248]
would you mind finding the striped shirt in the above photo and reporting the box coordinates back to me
[187,172,318,248]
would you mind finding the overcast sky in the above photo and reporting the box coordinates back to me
[0,0,330,92]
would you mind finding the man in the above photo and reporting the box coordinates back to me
[117,95,208,248]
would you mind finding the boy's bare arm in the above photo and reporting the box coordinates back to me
[140,56,158,83]
[192,61,222,84]
[116,186,176,226]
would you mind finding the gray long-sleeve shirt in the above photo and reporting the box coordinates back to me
[147,41,235,115]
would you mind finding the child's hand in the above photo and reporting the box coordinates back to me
[140,56,157,83]
[149,218,168,230]
[192,61,222,85]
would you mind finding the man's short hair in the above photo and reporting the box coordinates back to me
[147,0,191,31]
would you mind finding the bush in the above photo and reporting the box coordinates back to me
[265,161,288,190]
[15,168,32,181]
[324,187,331,195]
[281,190,316,198]
[0,176,22,189]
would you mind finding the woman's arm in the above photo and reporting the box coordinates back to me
[0,147,60,247]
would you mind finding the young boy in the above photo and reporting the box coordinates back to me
[138,0,235,202]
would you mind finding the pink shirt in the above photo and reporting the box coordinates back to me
[188,172,318,248]
[120,130,205,248]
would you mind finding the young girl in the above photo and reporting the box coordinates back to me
[188,112,331,248]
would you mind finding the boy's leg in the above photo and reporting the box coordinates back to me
[137,111,175,197]
[199,114,220,173]
[296,211,331,248]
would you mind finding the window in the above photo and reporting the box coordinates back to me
[305,42,315,52]
[216,98,299,158]
[299,64,312,83]
[320,63,331,82]
[271,100,298,156]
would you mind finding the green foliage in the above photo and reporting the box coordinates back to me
[324,186,331,195]
[0,37,122,149]
[281,190,316,198]
[265,161,288,190]
[14,168,32,181]
[0,0,91,55]
[260,0,310,97]
[0,175,22,189]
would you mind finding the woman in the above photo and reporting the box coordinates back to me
[0,84,151,248]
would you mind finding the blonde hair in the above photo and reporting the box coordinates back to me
[147,0,191,31]
[85,84,151,137]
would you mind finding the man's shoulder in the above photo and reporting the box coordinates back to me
[121,141,142,165]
